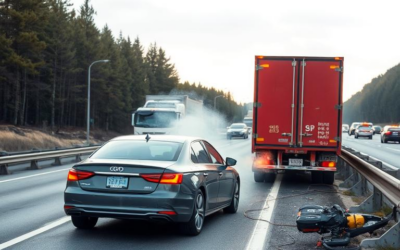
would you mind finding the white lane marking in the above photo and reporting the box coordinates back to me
[245,174,283,250]
[0,168,69,184]
[386,147,400,153]
[0,216,71,249]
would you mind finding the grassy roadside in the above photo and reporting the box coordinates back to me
[0,125,121,152]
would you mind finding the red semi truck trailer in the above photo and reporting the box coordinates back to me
[252,56,344,184]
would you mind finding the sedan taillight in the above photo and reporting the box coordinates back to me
[385,131,392,135]
[141,173,183,184]
[68,169,95,181]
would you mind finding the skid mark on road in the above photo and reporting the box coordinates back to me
[0,217,70,249]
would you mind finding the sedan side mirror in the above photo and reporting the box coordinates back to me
[226,157,237,167]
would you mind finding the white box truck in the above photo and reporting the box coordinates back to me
[132,95,203,135]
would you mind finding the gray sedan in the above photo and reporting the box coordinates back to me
[64,135,240,236]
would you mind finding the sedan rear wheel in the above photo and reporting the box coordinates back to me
[224,180,240,213]
[71,216,98,229]
[180,190,205,236]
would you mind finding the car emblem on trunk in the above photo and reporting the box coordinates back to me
[110,166,124,172]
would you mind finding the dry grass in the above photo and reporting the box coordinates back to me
[0,130,82,152]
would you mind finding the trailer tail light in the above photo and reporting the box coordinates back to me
[256,138,264,142]
[141,173,183,184]
[254,158,274,166]
[260,64,269,68]
[67,169,95,181]
[257,56,264,59]
[330,65,339,69]
[321,161,336,167]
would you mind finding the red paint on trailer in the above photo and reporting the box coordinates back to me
[253,56,343,155]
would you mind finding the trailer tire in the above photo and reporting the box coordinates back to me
[264,173,276,182]
[323,172,335,185]
[311,171,323,183]
[254,172,264,183]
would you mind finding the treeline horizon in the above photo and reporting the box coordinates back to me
[343,62,400,124]
[0,0,245,133]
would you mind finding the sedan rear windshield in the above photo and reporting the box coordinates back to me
[91,141,183,161]
[358,126,372,130]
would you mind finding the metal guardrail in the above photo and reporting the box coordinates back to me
[0,146,100,175]
[340,148,400,208]
[338,147,400,249]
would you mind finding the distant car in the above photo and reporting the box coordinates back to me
[64,135,240,236]
[381,126,400,143]
[372,126,382,135]
[354,124,373,139]
[349,122,373,136]
[342,124,349,133]
[227,123,249,139]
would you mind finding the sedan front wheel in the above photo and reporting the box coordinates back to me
[180,190,205,236]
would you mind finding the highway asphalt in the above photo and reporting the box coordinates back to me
[0,137,350,250]
[342,133,400,169]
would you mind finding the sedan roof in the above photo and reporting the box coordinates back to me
[110,135,201,143]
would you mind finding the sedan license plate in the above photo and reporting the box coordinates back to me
[289,159,303,166]
[393,132,398,136]
[106,176,128,189]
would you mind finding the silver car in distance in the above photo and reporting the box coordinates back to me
[64,135,240,236]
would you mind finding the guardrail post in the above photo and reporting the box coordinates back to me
[360,219,400,249]
[0,164,10,175]
[339,167,358,188]
[30,160,40,170]
[52,157,62,166]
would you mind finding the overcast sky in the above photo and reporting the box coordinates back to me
[70,0,400,103]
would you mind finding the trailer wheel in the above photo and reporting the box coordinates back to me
[323,172,335,185]
[311,171,323,183]
[254,172,264,183]
[264,173,276,182]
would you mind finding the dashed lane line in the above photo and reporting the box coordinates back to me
[0,168,70,184]
[245,174,283,250]
[385,147,400,153]
[0,216,71,249]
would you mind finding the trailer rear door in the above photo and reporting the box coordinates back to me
[298,59,343,148]
[254,58,298,147]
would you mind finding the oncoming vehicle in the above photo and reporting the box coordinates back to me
[354,123,373,139]
[64,135,240,236]
[342,124,349,133]
[381,125,400,143]
[227,123,249,139]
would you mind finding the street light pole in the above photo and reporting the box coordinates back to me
[214,95,224,110]
[87,59,109,145]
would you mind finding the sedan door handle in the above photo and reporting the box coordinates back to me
[219,172,223,176]
[203,173,209,176]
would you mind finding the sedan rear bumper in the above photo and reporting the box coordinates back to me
[64,185,194,223]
